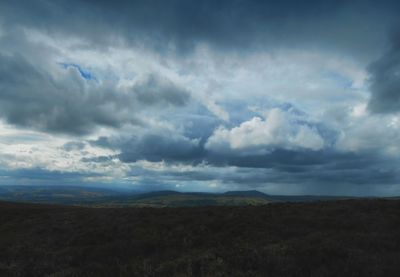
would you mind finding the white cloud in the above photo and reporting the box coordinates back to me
[206,108,324,153]
[336,113,400,155]
[0,120,128,176]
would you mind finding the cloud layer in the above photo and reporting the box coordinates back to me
[0,52,190,134]
[368,33,400,113]
[1,0,400,195]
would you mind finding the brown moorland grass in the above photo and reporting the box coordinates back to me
[0,199,399,276]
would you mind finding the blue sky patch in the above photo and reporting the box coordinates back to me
[59,62,97,81]
[324,71,353,89]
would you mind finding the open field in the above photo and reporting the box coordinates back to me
[0,199,399,276]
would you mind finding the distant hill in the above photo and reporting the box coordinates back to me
[0,185,364,207]
[76,189,269,208]
[223,190,268,198]
[0,185,121,205]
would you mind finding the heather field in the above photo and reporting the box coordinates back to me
[1,199,399,276]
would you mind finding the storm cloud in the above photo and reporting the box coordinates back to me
[0,52,190,135]
[1,0,400,195]
[1,0,399,59]
[368,33,400,113]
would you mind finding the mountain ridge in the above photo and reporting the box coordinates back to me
[0,185,366,207]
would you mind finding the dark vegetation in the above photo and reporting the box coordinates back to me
[0,199,399,276]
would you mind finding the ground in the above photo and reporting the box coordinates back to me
[0,200,399,276]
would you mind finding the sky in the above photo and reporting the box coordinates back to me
[1,0,400,195]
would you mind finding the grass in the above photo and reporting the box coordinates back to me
[93,195,271,208]
[0,199,399,276]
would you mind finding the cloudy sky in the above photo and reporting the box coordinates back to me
[1,0,400,195]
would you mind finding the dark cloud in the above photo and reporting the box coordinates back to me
[92,121,356,171]
[81,155,116,163]
[88,136,117,149]
[117,131,204,163]
[123,149,400,195]
[62,141,86,152]
[0,168,97,185]
[135,75,190,106]
[93,126,399,192]
[368,32,400,113]
[0,53,190,135]
[0,53,134,134]
[1,0,398,59]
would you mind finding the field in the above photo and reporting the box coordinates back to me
[0,199,399,276]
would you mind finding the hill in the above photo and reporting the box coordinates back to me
[223,190,268,197]
[0,186,355,207]
[0,199,399,276]
[0,185,121,205]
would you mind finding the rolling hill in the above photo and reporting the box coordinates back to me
[0,185,357,207]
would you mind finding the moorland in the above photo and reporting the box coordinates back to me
[0,198,399,276]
